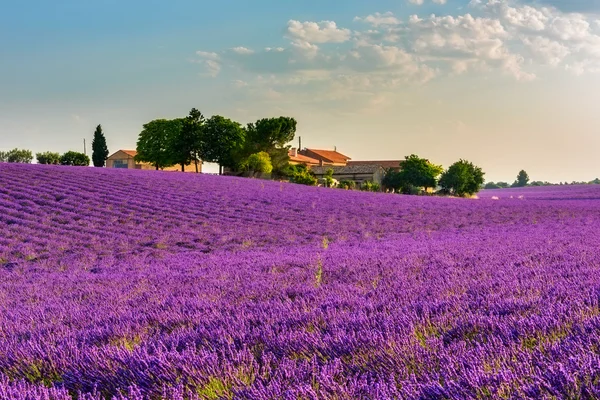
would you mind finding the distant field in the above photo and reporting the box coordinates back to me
[1,163,599,399]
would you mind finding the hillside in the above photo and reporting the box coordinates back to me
[1,163,600,399]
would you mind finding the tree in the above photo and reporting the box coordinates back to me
[91,124,109,167]
[172,109,204,172]
[496,181,510,188]
[513,170,530,187]
[246,152,273,176]
[135,119,181,170]
[60,151,90,166]
[382,155,443,194]
[591,178,600,185]
[2,148,33,163]
[439,159,485,197]
[200,115,245,174]
[244,117,297,173]
[484,182,501,189]
[36,152,61,165]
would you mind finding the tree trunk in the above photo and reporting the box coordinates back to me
[181,163,184,172]
[155,164,159,171]
[219,165,223,175]
[194,158,199,173]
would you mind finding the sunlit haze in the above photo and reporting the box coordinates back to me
[1,0,599,181]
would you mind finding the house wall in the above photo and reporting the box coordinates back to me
[312,172,382,185]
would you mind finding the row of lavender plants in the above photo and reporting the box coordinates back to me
[1,163,599,399]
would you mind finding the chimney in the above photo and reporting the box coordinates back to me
[290,148,297,157]
[334,146,337,152]
[299,136,302,151]
[319,159,323,167]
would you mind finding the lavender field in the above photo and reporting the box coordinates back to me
[1,163,599,399]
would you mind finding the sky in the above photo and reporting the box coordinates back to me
[1,0,600,182]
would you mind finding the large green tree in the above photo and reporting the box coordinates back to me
[135,119,182,170]
[439,159,485,197]
[172,109,204,172]
[244,117,296,173]
[91,124,109,167]
[382,155,443,194]
[201,115,246,174]
[246,151,273,177]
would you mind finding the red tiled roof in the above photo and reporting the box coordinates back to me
[303,149,351,164]
[289,152,321,165]
[347,160,403,169]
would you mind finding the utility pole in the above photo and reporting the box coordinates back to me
[83,139,86,155]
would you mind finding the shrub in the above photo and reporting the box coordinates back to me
[338,180,356,190]
[286,164,317,186]
[246,152,273,176]
[361,181,380,192]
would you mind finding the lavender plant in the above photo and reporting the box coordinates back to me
[0,163,599,399]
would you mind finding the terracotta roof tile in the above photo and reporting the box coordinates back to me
[302,149,351,164]
[121,150,137,157]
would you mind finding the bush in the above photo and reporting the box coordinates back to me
[36,152,61,165]
[361,181,380,192]
[439,159,485,197]
[286,164,317,186]
[60,151,90,167]
[246,152,273,176]
[338,180,356,190]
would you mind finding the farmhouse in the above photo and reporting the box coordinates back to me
[310,164,386,186]
[347,160,403,173]
[106,150,201,172]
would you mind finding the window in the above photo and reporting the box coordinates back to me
[112,160,129,168]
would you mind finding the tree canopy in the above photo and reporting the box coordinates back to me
[513,170,530,187]
[36,152,61,165]
[60,151,90,166]
[135,119,182,170]
[244,117,296,173]
[172,109,204,172]
[439,159,485,197]
[92,125,109,168]
[0,148,33,163]
[383,155,443,194]
[246,151,273,176]
[200,115,245,174]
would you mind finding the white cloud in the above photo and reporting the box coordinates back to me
[408,0,425,4]
[231,47,254,55]
[286,20,352,44]
[354,12,401,27]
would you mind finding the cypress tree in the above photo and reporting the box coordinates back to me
[91,124,109,167]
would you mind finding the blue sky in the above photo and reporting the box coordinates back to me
[1,0,600,181]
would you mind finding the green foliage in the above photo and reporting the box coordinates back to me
[338,180,356,190]
[172,108,204,172]
[484,182,501,189]
[286,164,317,186]
[201,115,245,173]
[244,117,296,173]
[324,168,335,188]
[591,178,600,185]
[36,151,61,165]
[496,182,510,188]
[361,181,381,192]
[1,148,33,163]
[60,151,90,166]
[513,170,530,187]
[91,124,109,167]
[439,159,485,197]
[246,152,273,175]
[383,155,442,194]
[135,119,182,170]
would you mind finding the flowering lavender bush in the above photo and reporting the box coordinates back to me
[1,163,600,399]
